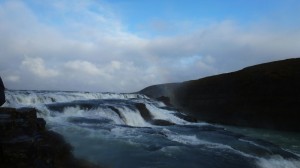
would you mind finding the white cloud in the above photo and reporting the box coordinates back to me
[21,57,59,78]
[0,1,299,92]
[110,61,122,70]
[6,75,20,82]
[64,60,110,77]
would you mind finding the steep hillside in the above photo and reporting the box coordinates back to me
[140,58,300,131]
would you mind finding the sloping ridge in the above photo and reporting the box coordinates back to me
[140,58,300,131]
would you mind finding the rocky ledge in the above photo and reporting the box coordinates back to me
[140,58,300,132]
[0,107,99,168]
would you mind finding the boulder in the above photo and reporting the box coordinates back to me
[135,103,153,121]
[0,76,5,106]
[0,107,100,168]
[134,103,178,126]
[150,119,175,126]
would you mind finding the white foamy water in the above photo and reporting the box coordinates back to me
[3,90,300,168]
[4,90,148,107]
[114,106,150,127]
[46,107,123,126]
[167,134,205,145]
[146,104,187,125]
[257,156,300,168]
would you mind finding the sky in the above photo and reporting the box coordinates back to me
[0,0,300,92]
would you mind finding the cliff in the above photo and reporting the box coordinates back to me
[140,58,300,131]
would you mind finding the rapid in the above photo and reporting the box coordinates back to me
[4,90,300,168]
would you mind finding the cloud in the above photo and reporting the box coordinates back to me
[6,75,20,82]
[21,57,59,78]
[64,60,107,76]
[0,1,299,92]
[145,20,300,73]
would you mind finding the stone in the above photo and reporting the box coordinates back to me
[0,107,101,168]
[150,119,175,126]
[0,76,5,106]
[135,103,153,122]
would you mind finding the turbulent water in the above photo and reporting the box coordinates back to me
[4,90,300,168]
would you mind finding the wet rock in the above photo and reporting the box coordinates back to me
[155,96,172,106]
[135,103,153,121]
[150,119,175,126]
[174,112,198,123]
[135,103,179,126]
[68,117,112,124]
[108,105,126,123]
[0,107,100,168]
[0,76,5,106]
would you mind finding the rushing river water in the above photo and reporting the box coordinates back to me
[4,90,300,168]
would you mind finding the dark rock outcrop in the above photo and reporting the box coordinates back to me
[0,77,5,106]
[139,58,300,131]
[135,103,153,122]
[155,96,172,106]
[0,107,100,168]
[134,103,197,125]
[150,119,175,126]
[134,103,177,126]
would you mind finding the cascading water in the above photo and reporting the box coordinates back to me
[4,90,300,168]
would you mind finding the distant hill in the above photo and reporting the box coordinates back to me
[139,58,300,131]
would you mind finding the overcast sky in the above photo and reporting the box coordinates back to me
[1,0,300,92]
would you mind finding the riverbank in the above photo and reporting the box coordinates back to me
[0,107,100,168]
